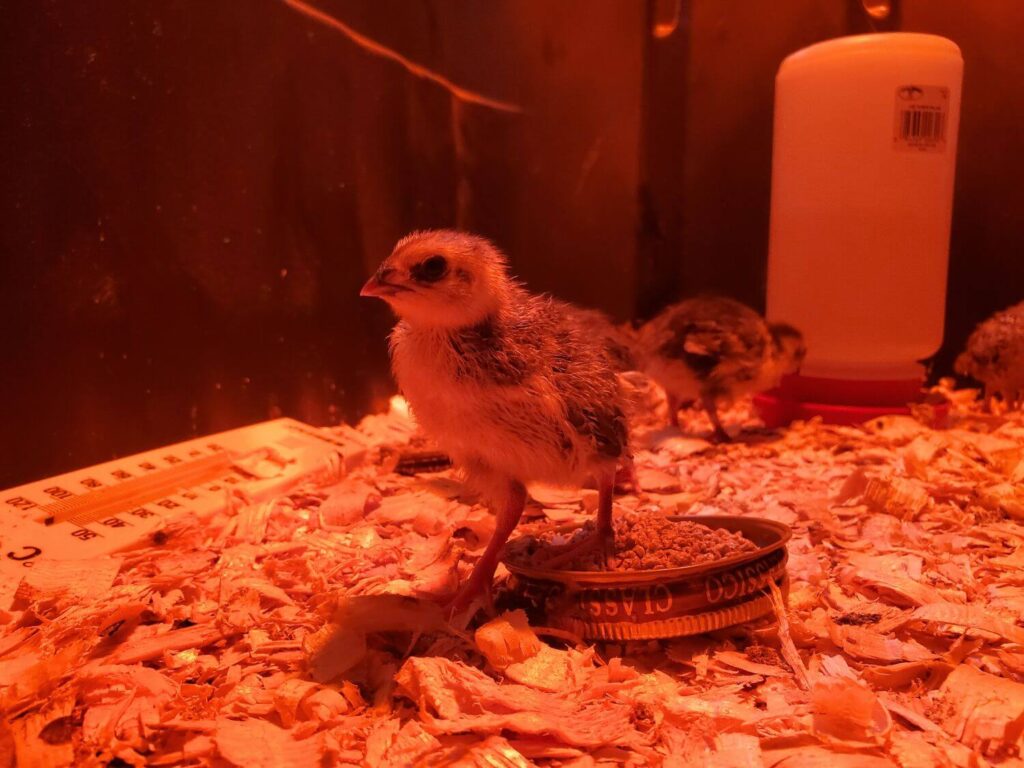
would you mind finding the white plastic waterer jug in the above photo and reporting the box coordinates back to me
[763,32,963,424]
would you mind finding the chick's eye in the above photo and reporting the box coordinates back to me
[411,254,448,283]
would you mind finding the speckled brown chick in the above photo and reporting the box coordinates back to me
[637,296,805,441]
[360,230,631,614]
[955,300,1024,409]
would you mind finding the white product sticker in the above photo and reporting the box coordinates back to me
[893,84,949,152]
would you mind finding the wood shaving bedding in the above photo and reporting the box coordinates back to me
[3,384,1024,766]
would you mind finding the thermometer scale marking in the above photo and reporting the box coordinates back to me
[40,451,235,527]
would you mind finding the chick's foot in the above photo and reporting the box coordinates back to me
[535,471,616,570]
[703,402,733,443]
[533,530,606,570]
[444,573,494,623]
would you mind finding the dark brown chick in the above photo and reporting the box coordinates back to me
[637,296,805,441]
[955,300,1024,409]
[360,230,630,615]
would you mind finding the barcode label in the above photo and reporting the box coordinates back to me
[899,109,945,141]
[893,85,949,153]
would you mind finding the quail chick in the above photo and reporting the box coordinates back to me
[637,296,805,441]
[360,230,630,614]
[955,300,1024,409]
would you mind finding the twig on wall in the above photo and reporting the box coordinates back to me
[282,0,522,114]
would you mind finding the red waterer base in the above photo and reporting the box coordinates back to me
[753,374,950,428]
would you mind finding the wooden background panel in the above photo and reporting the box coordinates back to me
[1,0,1022,489]
[675,0,849,311]
[428,1,645,318]
[0,0,646,487]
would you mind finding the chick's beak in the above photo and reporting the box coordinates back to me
[360,269,408,299]
[359,275,387,298]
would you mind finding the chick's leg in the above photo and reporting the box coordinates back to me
[596,470,615,562]
[447,479,526,617]
[703,400,731,443]
[666,392,681,428]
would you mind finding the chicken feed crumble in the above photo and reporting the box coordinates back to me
[506,513,758,572]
